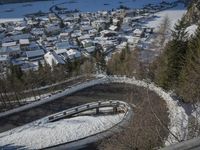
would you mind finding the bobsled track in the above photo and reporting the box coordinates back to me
[0,75,189,149]
[0,100,132,149]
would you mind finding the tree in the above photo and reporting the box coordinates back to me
[154,19,189,90]
[95,47,106,73]
[80,59,95,76]
[158,15,171,49]
[178,25,200,103]
[10,64,23,81]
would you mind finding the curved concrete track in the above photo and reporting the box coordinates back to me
[0,75,188,148]
[0,100,133,150]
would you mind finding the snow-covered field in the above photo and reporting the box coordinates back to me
[0,0,177,19]
[146,3,186,30]
[0,113,125,149]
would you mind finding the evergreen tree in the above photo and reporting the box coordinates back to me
[178,25,200,102]
[155,19,189,89]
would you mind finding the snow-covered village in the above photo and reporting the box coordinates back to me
[0,0,200,150]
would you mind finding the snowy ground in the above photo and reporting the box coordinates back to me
[145,3,186,30]
[186,24,198,36]
[0,113,125,149]
[0,0,177,19]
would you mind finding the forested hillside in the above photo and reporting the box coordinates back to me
[184,0,200,24]
[151,1,200,103]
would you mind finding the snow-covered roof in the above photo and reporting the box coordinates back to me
[59,32,69,37]
[26,50,45,59]
[19,39,30,45]
[67,49,81,59]
[46,36,57,42]
[2,41,16,47]
[14,26,26,31]
[55,49,68,55]
[56,42,71,50]
[133,28,143,36]
[0,55,9,62]
[0,45,21,54]
[109,25,118,31]
[85,46,95,53]
[11,34,32,41]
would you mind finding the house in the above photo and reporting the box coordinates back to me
[67,49,81,60]
[71,30,82,38]
[78,34,91,41]
[121,24,133,33]
[0,45,21,57]
[46,36,57,43]
[26,49,45,61]
[133,28,144,37]
[14,26,26,32]
[112,19,120,26]
[81,40,96,54]
[59,33,70,41]
[45,24,61,35]
[21,61,39,71]
[19,39,30,46]
[100,30,117,37]
[81,40,94,48]
[123,17,132,24]
[0,55,9,66]
[27,42,40,51]
[109,25,118,31]
[54,49,68,61]
[2,41,16,47]
[85,46,95,54]
[88,29,98,35]
[55,41,71,51]
[19,39,30,51]
[31,28,44,36]
[91,20,108,30]
[125,36,140,47]
[44,50,65,67]
[11,33,32,42]
[48,13,59,22]
[81,25,93,33]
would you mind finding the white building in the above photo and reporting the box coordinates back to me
[44,51,65,67]
[67,49,81,60]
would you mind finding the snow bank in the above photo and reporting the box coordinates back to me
[186,24,198,37]
[0,114,124,149]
